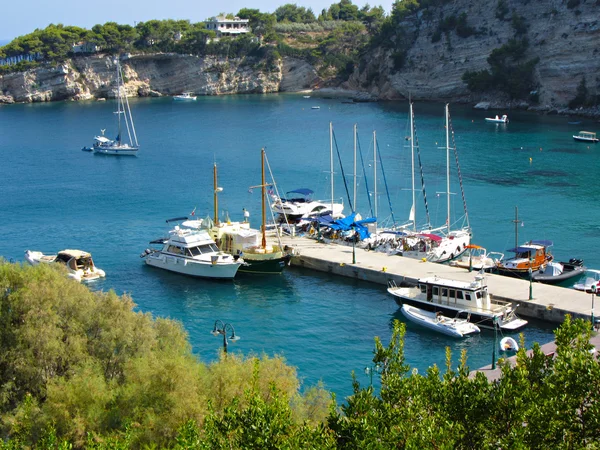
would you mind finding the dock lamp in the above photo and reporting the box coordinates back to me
[491,316,498,370]
[351,224,356,264]
[591,284,597,329]
[211,320,240,354]
[364,363,381,387]
[528,267,533,300]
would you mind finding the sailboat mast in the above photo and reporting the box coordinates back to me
[445,104,451,235]
[213,163,219,225]
[330,122,334,216]
[373,130,378,219]
[261,149,267,249]
[410,102,416,232]
[353,123,357,212]
[513,206,519,249]
[116,60,122,144]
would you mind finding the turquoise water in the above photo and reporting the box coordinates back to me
[2,94,598,399]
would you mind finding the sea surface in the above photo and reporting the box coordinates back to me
[1,94,599,399]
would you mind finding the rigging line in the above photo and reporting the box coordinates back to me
[376,141,397,229]
[448,112,470,230]
[356,133,374,217]
[332,129,353,213]
[413,111,431,229]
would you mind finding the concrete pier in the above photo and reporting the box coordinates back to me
[278,235,597,325]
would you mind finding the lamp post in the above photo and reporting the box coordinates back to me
[491,316,498,370]
[351,224,356,264]
[211,320,240,354]
[591,284,597,329]
[364,363,381,387]
[528,267,533,300]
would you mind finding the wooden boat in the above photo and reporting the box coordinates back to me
[573,131,598,143]
[495,240,553,278]
[485,114,508,123]
[400,304,480,338]
[450,244,504,271]
[388,274,528,330]
[531,258,586,284]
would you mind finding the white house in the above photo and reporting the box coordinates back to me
[72,42,101,54]
[205,16,250,38]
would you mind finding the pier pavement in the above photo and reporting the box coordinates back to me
[276,235,597,325]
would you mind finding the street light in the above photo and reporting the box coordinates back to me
[351,224,356,264]
[528,267,533,300]
[364,363,381,387]
[211,320,240,353]
[591,284,597,329]
[491,316,498,370]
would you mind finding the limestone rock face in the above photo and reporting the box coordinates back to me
[346,0,600,109]
[0,53,315,103]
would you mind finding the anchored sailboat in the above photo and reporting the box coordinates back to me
[85,59,139,156]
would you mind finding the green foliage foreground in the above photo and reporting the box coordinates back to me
[1,261,600,449]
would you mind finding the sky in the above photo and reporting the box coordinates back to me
[2,0,394,42]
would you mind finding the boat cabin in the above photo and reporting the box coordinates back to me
[418,275,493,311]
[501,240,552,271]
[161,228,220,257]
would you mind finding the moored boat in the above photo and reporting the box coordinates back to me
[400,304,480,338]
[531,258,586,284]
[388,274,528,330]
[573,131,598,143]
[495,240,553,278]
[573,269,600,293]
[25,249,105,282]
[500,336,519,352]
[450,244,504,271]
[141,221,242,279]
[485,114,509,123]
[174,92,197,101]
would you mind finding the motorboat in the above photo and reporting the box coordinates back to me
[495,240,553,278]
[271,188,344,221]
[141,223,242,279]
[485,114,509,123]
[450,244,504,271]
[400,304,480,338]
[174,92,197,101]
[84,59,139,156]
[311,106,320,109]
[500,336,519,352]
[531,258,586,284]
[573,269,600,293]
[24,249,106,282]
[573,131,598,143]
[388,274,528,330]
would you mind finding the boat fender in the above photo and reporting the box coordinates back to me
[456,246,461,253]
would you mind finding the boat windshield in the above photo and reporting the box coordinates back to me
[187,243,219,256]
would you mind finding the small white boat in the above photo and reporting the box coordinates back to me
[450,244,504,271]
[174,92,197,101]
[401,304,480,338]
[500,336,519,352]
[141,223,242,279]
[573,131,598,143]
[485,114,509,123]
[311,106,320,109]
[24,249,106,282]
[303,95,311,99]
[573,269,600,293]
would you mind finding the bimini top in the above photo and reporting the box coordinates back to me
[507,240,553,253]
[57,249,92,259]
[286,188,313,196]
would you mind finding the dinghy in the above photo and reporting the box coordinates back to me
[400,304,480,338]
[500,336,519,352]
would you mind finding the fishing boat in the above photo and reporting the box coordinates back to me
[173,92,197,101]
[495,207,553,278]
[388,274,528,330]
[207,153,293,274]
[450,244,504,271]
[141,218,242,279]
[400,304,480,338]
[573,131,598,143]
[84,59,139,156]
[531,258,586,284]
[485,114,509,123]
[24,249,106,282]
[573,269,600,293]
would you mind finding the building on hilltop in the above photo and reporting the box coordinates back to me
[72,42,102,54]
[205,16,250,39]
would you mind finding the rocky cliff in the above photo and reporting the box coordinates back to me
[0,53,319,104]
[345,0,600,111]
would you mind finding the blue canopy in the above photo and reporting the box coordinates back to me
[287,188,313,196]
[507,240,554,253]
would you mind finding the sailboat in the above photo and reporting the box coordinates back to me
[84,59,139,156]
[207,153,293,274]
[361,103,471,263]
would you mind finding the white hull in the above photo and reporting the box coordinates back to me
[93,145,139,156]
[145,252,240,279]
[25,249,106,282]
[272,199,344,220]
[401,304,480,338]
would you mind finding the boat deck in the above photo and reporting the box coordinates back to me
[276,235,596,324]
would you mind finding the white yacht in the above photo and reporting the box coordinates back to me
[141,225,242,279]
[173,92,197,101]
[271,188,344,221]
[25,249,106,282]
[388,274,528,330]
